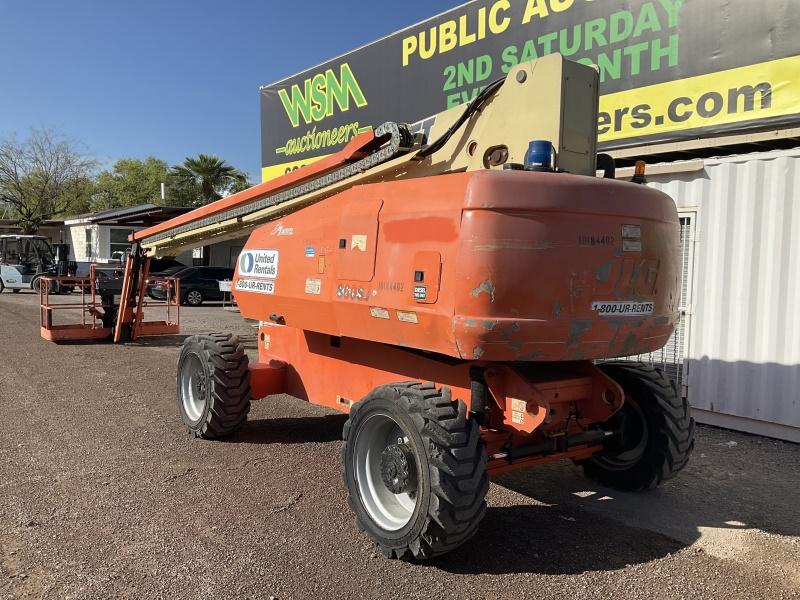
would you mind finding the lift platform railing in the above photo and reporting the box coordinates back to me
[132,273,181,340]
[39,263,181,343]
[39,270,109,342]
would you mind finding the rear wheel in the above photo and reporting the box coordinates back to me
[342,382,488,560]
[177,332,251,438]
[582,362,695,491]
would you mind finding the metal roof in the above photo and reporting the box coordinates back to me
[63,204,192,226]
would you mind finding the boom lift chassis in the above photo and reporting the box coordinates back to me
[42,55,695,560]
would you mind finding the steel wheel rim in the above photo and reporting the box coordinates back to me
[187,291,202,305]
[180,353,208,422]
[353,412,418,532]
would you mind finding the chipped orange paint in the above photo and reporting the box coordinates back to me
[234,169,679,363]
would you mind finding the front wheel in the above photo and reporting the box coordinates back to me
[582,362,695,491]
[342,382,488,560]
[177,332,251,438]
[31,277,54,295]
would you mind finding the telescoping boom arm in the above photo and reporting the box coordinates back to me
[131,55,599,255]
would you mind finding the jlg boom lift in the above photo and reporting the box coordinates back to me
[57,55,696,559]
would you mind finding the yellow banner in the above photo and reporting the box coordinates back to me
[262,154,329,183]
[263,55,800,180]
[598,55,800,143]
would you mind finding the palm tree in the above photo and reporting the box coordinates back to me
[169,154,249,206]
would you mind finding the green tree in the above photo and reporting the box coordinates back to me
[0,129,96,233]
[170,154,249,206]
[92,156,199,210]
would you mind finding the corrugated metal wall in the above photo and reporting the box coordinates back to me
[648,149,800,442]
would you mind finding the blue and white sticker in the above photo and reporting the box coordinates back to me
[305,245,315,258]
[238,249,279,279]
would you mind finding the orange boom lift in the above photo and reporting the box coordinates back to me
[127,55,694,559]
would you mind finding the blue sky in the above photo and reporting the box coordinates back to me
[0,0,460,181]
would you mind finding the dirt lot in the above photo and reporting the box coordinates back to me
[0,291,798,599]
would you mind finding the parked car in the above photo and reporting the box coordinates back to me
[149,266,234,306]
[145,265,191,299]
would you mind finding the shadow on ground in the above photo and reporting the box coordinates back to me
[430,426,800,575]
[429,501,685,575]
[224,414,348,445]
[212,394,800,577]
[132,333,258,350]
[132,334,190,347]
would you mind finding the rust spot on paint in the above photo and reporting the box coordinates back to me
[619,333,639,355]
[508,340,524,350]
[631,261,643,284]
[567,320,592,346]
[483,320,499,331]
[517,350,542,361]
[471,280,496,302]
[499,321,521,338]
[472,346,485,359]
[464,318,478,328]
[553,300,563,317]
[596,260,613,282]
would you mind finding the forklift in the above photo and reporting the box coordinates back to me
[0,234,73,294]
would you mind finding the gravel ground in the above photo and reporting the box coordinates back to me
[1,290,798,599]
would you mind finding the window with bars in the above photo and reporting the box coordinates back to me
[618,215,694,396]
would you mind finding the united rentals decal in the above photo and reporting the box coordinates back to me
[260,0,800,182]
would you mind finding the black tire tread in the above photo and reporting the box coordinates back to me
[179,332,251,439]
[583,361,695,491]
[342,382,488,560]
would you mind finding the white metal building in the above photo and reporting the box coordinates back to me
[621,148,800,442]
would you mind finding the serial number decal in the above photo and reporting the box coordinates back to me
[337,284,374,302]
[578,234,615,247]
[235,278,275,295]
[591,301,654,316]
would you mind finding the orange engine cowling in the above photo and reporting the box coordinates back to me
[233,169,679,362]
